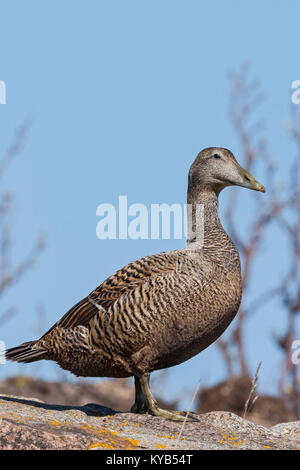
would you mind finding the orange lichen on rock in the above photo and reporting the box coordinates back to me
[88,442,115,450]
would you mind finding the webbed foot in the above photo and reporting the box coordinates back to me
[130,374,199,422]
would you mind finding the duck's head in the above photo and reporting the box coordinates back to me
[189,147,265,194]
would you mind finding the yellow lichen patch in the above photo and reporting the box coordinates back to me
[48,420,62,426]
[263,446,272,449]
[219,433,242,448]
[91,428,140,450]
[79,424,95,430]
[126,438,139,446]
[88,442,115,450]
[120,420,129,427]
[155,444,167,449]
[155,432,179,440]
[97,428,119,436]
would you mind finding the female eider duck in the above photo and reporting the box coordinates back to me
[6,148,265,421]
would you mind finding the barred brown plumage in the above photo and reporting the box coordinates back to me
[5,147,265,421]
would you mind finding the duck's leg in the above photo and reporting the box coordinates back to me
[130,375,148,413]
[130,373,198,422]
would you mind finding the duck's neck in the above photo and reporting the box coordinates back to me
[186,187,228,251]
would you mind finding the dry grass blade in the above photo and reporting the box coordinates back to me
[243,361,262,419]
[176,381,200,443]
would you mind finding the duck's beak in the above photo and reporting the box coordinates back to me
[236,165,266,193]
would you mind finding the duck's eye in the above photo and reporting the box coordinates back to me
[213,154,221,159]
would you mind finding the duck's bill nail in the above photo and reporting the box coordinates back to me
[252,181,265,192]
[239,168,266,193]
[243,179,266,192]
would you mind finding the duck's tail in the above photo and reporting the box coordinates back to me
[5,340,47,364]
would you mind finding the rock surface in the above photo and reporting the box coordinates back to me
[0,394,300,450]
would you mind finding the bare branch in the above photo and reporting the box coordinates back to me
[0,118,32,180]
[0,233,46,297]
[0,121,46,326]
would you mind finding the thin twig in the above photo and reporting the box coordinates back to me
[0,233,46,297]
[0,119,32,180]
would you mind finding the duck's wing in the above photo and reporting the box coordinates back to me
[43,251,208,336]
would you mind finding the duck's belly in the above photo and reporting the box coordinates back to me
[150,315,234,371]
[147,276,242,372]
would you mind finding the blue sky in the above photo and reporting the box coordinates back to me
[0,1,299,407]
